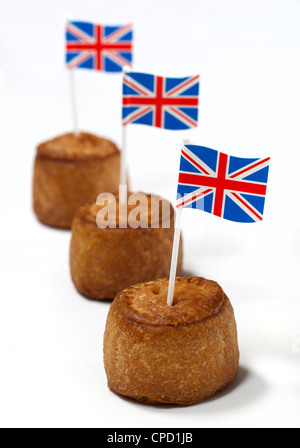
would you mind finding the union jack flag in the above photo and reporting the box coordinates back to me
[66,21,133,72]
[122,72,200,130]
[177,144,270,223]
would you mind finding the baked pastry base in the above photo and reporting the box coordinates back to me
[104,276,239,406]
[70,194,183,300]
[33,132,120,229]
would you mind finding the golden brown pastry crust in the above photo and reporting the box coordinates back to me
[70,194,183,300]
[104,277,239,406]
[33,132,120,229]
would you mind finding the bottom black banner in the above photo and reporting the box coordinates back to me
[97,429,205,445]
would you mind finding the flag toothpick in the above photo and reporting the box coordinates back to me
[65,20,134,139]
[167,138,191,307]
[120,70,200,205]
[167,207,183,307]
[167,139,271,306]
[119,65,130,205]
[66,17,79,136]
[122,72,200,130]
[69,69,79,136]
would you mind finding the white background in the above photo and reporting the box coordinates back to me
[0,0,300,429]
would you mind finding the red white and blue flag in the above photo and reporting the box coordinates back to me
[177,144,270,223]
[122,72,200,130]
[66,21,133,72]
